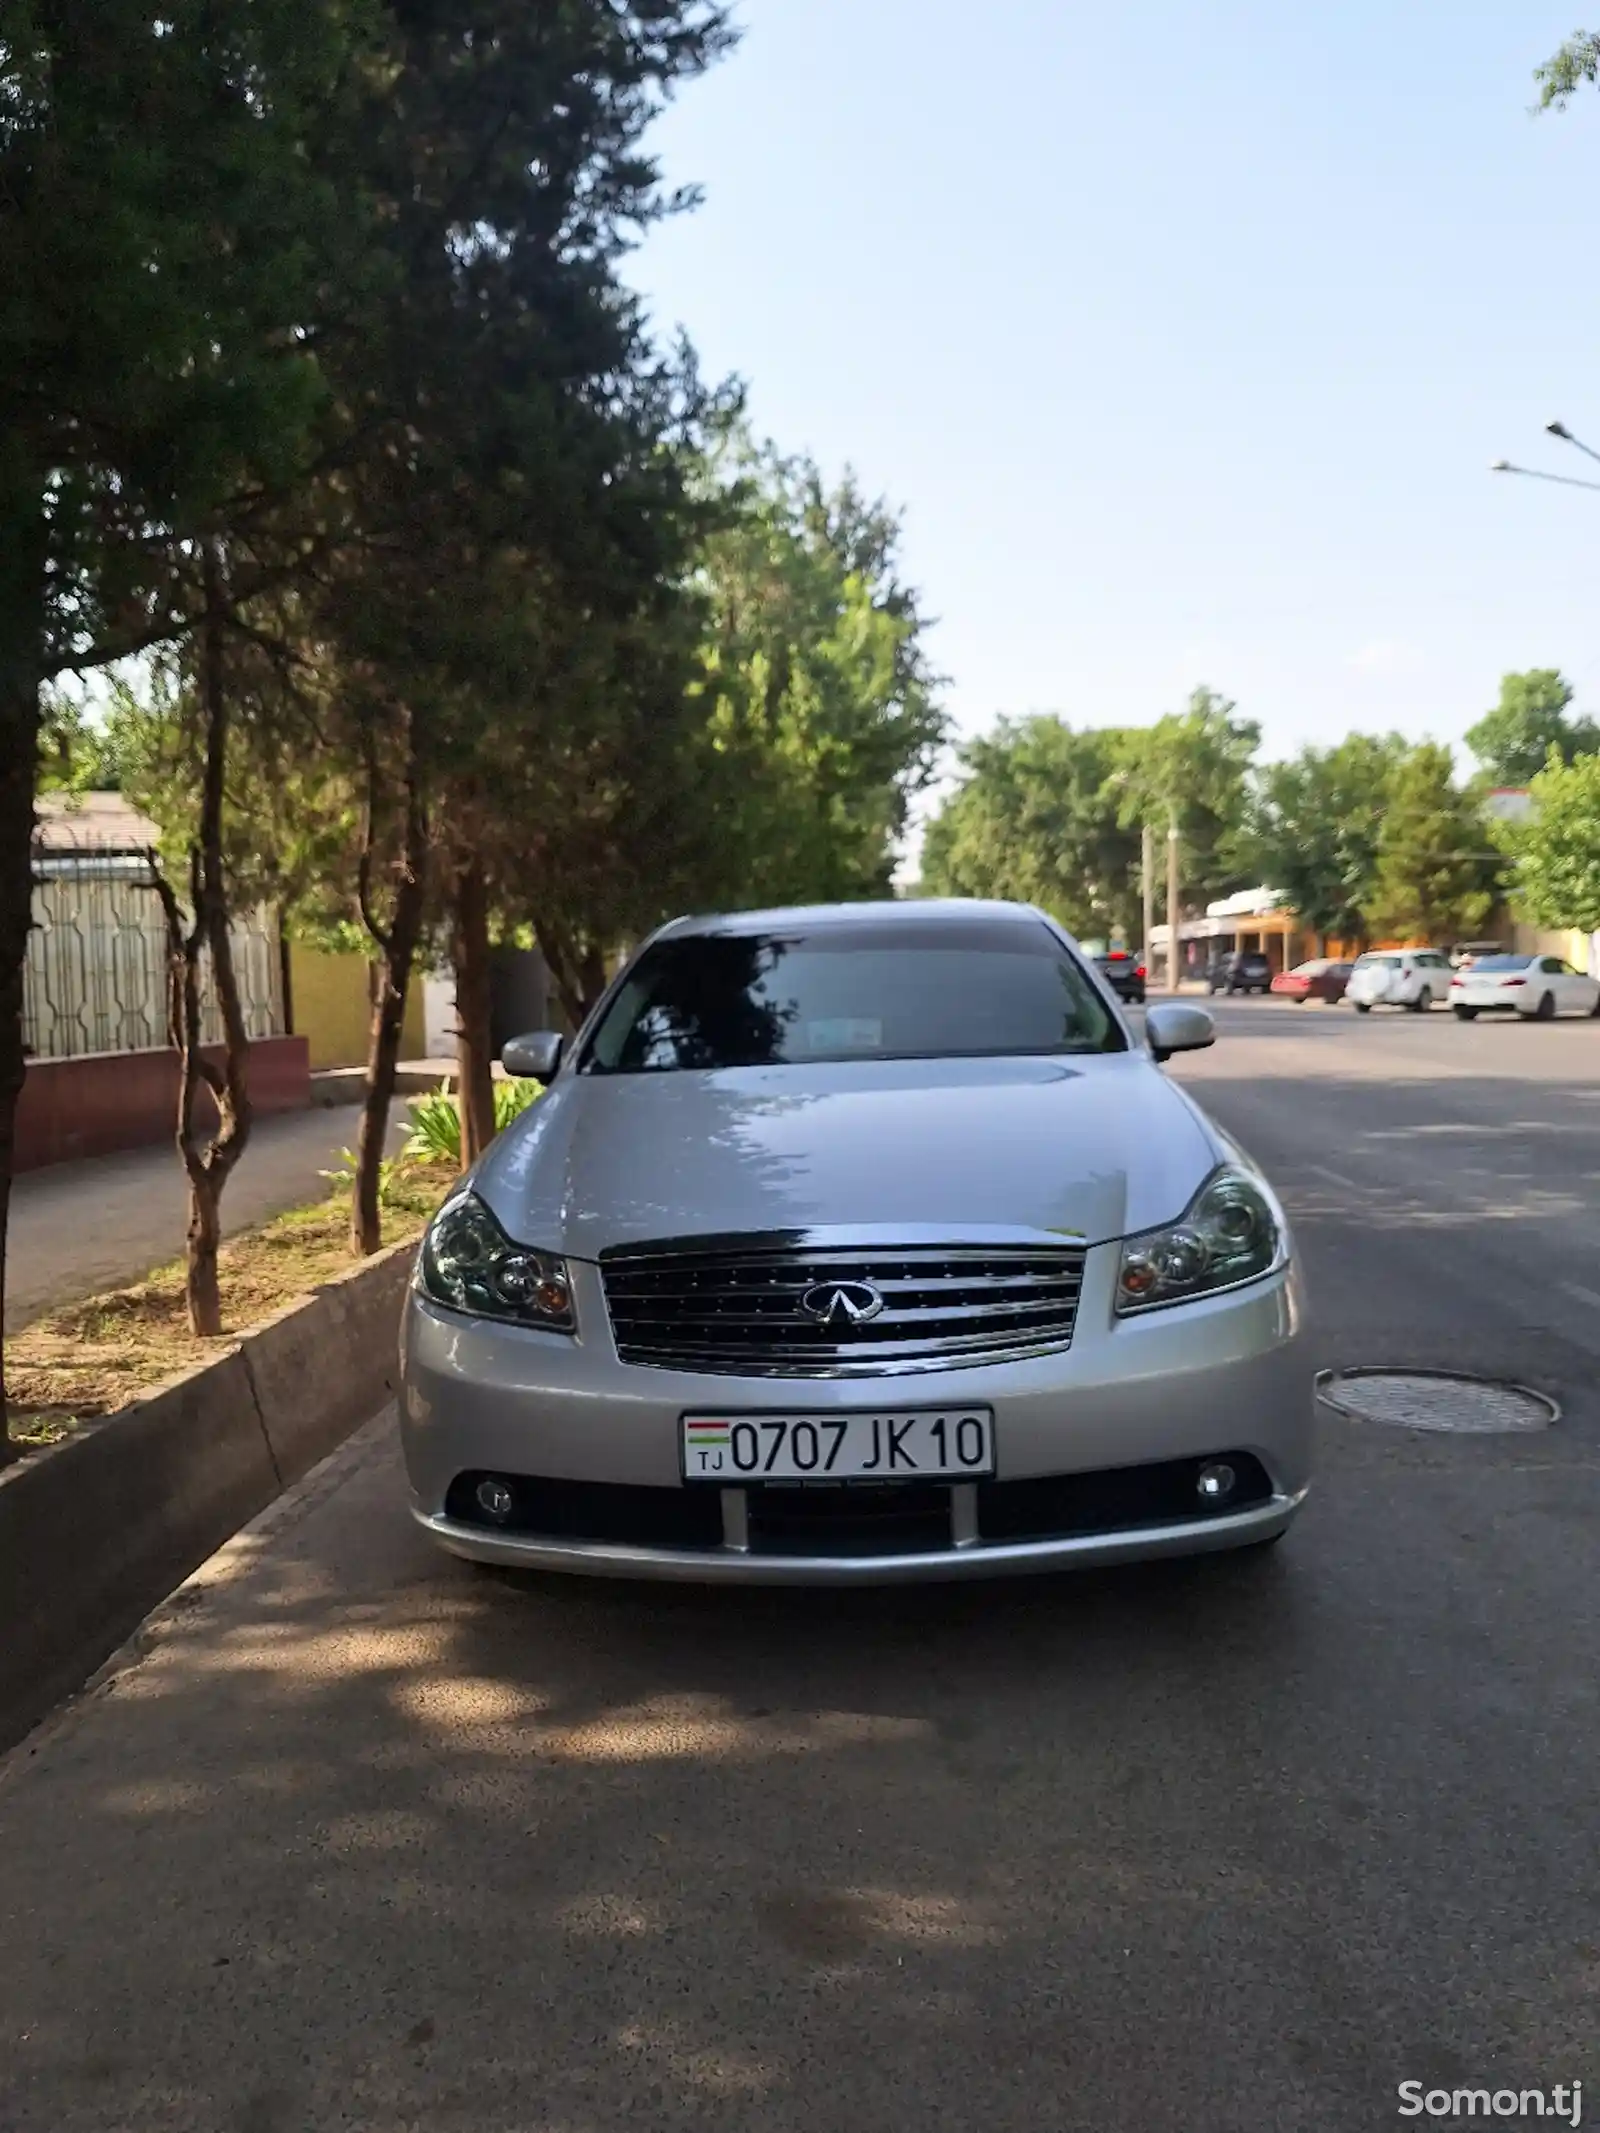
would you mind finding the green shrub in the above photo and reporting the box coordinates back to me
[495,1076,543,1131]
[319,1147,407,1209]
[403,1077,542,1167]
[403,1083,463,1165]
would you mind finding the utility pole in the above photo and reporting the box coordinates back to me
[1141,822,1155,972]
[1166,809,1181,992]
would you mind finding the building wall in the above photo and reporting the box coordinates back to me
[1511,922,1592,967]
[16,1037,310,1173]
[288,944,426,1071]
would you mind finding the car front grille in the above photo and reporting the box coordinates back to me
[745,1483,953,1557]
[599,1241,1088,1377]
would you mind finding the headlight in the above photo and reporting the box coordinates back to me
[419,1193,576,1330]
[1116,1166,1284,1316]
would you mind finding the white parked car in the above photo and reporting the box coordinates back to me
[1449,953,1600,1021]
[1345,949,1454,1014]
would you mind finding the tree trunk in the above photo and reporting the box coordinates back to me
[154,860,222,1336]
[577,943,610,1023]
[150,546,253,1337]
[533,915,586,1032]
[0,484,45,1462]
[352,734,426,1255]
[173,541,253,1336]
[453,857,495,1171]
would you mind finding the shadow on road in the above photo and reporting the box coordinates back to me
[3,1401,1597,2133]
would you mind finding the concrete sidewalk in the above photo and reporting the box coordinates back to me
[6,1104,411,1333]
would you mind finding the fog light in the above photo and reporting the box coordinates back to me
[1196,1462,1237,1503]
[475,1477,515,1524]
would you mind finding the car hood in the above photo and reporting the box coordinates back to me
[470,1054,1223,1259]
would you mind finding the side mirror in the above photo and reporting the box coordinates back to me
[1144,1002,1215,1063]
[501,1031,564,1082]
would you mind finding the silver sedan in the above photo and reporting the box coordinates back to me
[400,900,1312,1582]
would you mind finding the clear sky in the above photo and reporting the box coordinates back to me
[634,0,1600,841]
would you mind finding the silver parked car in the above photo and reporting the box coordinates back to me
[400,900,1312,1583]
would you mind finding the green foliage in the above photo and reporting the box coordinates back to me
[921,687,1257,940]
[696,436,948,907]
[320,1147,405,1211]
[1249,734,1411,946]
[495,1079,544,1132]
[1507,752,1600,932]
[2,0,375,676]
[1110,688,1260,907]
[921,719,1140,941]
[1367,744,1504,944]
[403,1088,464,1168]
[403,1079,542,1168]
[1535,31,1600,108]
[1465,671,1599,787]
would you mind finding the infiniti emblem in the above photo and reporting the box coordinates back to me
[799,1280,885,1328]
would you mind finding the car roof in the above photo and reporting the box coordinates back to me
[652,898,1061,941]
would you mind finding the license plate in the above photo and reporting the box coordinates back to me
[681,1409,994,1484]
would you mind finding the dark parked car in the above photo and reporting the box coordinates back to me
[1093,949,1146,1004]
[1270,958,1355,1005]
[1208,951,1273,996]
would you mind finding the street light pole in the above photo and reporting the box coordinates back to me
[1545,419,1600,465]
[1490,420,1600,491]
[1489,459,1600,493]
[1166,811,1181,993]
[1141,822,1155,974]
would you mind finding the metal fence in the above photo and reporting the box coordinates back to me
[22,844,285,1062]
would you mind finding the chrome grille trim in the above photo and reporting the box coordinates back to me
[600,1237,1088,1377]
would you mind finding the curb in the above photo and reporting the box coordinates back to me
[0,1239,415,1756]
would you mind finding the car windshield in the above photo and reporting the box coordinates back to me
[1466,954,1532,973]
[1354,955,1399,969]
[1291,961,1328,975]
[581,921,1125,1072]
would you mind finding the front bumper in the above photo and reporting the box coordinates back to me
[399,1250,1312,1585]
[414,1491,1303,1584]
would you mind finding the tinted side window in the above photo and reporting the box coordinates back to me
[1541,957,1563,974]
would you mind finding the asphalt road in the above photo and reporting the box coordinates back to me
[2,997,1597,2133]
[7,1105,413,1331]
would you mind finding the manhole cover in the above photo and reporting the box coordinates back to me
[1317,1369,1558,1433]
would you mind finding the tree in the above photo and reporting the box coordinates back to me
[920,718,1141,941]
[1249,734,1411,947]
[0,0,378,1451]
[1535,32,1600,108]
[199,0,736,1240]
[1507,752,1600,932]
[1367,744,1504,944]
[1465,671,1599,787]
[692,439,947,912]
[1113,688,1260,909]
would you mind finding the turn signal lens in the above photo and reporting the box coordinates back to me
[1116,1167,1284,1316]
